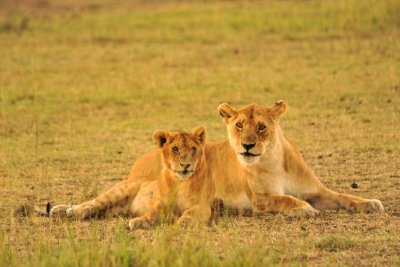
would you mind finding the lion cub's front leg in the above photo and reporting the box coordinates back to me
[51,180,140,219]
[128,200,161,230]
[254,194,319,218]
[177,204,212,227]
[50,202,99,219]
[50,201,102,219]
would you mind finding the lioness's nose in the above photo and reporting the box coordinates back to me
[242,143,256,150]
[180,163,191,169]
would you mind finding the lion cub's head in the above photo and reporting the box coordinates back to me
[218,101,287,165]
[153,126,206,180]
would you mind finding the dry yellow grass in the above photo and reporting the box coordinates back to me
[1,0,399,266]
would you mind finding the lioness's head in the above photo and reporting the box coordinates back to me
[153,126,206,180]
[218,101,287,165]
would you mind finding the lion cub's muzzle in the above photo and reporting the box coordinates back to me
[174,162,195,180]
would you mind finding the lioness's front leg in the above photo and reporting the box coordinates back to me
[177,204,212,226]
[304,188,384,213]
[253,194,319,218]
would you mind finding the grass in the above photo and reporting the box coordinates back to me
[1,0,400,266]
[315,236,355,252]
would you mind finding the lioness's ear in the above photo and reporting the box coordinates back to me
[218,103,237,123]
[153,130,171,148]
[268,100,287,119]
[193,126,206,145]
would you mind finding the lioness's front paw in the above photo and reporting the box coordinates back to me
[288,205,319,218]
[352,199,384,213]
[50,205,70,217]
[129,217,150,230]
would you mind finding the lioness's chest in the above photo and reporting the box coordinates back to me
[251,164,299,196]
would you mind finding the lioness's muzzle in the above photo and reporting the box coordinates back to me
[240,152,260,157]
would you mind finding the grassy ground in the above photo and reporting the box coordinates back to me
[1,0,400,266]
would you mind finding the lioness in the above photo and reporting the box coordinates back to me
[51,127,214,228]
[213,101,383,216]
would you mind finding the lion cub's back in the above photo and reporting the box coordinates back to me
[127,150,163,182]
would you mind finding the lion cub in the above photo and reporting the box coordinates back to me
[129,126,214,229]
[50,126,214,229]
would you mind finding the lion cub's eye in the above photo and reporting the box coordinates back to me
[258,124,266,133]
[191,147,197,153]
[172,147,179,153]
[236,122,243,130]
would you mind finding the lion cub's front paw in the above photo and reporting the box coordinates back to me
[352,199,384,213]
[50,205,70,217]
[288,205,319,218]
[177,215,198,227]
[129,217,151,230]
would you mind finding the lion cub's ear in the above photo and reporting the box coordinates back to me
[153,130,171,148]
[268,100,287,119]
[218,103,237,123]
[193,126,207,145]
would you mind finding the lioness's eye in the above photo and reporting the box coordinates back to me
[236,122,243,130]
[172,147,179,153]
[258,124,266,132]
[191,147,197,153]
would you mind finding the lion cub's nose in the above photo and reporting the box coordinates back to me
[180,163,191,169]
[242,143,256,151]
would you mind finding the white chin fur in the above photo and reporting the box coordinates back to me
[176,173,192,180]
[238,155,260,165]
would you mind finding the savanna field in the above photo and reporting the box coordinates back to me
[0,0,400,266]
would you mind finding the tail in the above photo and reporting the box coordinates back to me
[14,202,52,217]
